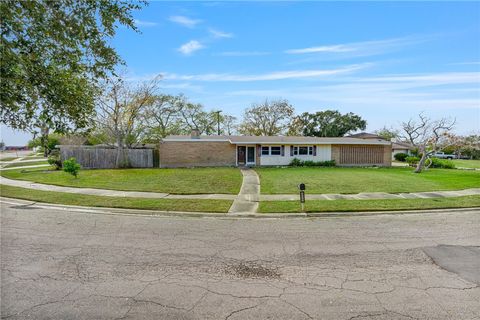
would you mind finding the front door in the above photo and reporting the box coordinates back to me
[237,146,256,166]
[237,146,246,165]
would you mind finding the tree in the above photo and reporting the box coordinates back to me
[143,94,187,141]
[1,0,145,149]
[239,99,294,136]
[28,133,62,155]
[180,103,218,135]
[288,110,366,137]
[63,157,81,178]
[221,115,238,135]
[95,76,159,167]
[374,126,400,141]
[401,113,455,173]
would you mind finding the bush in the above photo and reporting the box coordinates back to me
[406,156,420,166]
[394,153,409,162]
[289,158,303,167]
[288,159,336,167]
[63,157,81,178]
[47,150,62,170]
[430,158,455,169]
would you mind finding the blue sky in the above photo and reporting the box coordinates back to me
[2,1,479,145]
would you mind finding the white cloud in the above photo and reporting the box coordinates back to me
[228,71,480,110]
[178,40,205,55]
[285,36,429,56]
[286,45,354,54]
[208,28,234,39]
[134,19,158,27]
[169,15,201,28]
[163,64,368,82]
[216,51,271,57]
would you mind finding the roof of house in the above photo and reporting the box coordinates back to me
[347,132,385,140]
[163,135,392,145]
[392,141,415,150]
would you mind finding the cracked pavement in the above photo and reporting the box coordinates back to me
[1,202,479,319]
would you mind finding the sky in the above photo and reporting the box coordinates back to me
[2,1,480,145]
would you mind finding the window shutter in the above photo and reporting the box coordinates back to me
[313,145,317,156]
[290,145,294,156]
[281,145,285,156]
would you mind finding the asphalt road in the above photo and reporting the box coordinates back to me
[1,201,479,319]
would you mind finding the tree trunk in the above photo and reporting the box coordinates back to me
[414,153,427,173]
[41,127,49,157]
[115,138,130,168]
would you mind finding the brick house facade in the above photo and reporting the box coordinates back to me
[159,134,392,168]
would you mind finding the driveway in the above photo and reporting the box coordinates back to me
[1,201,479,319]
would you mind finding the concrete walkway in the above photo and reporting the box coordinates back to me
[228,168,260,214]
[0,164,51,171]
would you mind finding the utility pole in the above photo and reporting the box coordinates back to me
[214,110,222,135]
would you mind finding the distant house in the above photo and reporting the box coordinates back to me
[391,141,415,159]
[348,132,385,140]
[159,131,392,168]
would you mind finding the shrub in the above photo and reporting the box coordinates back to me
[63,157,81,178]
[289,158,303,167]
[406,156,420,166]
[394,153,409,162]
[47,150,62,170]
[303,160,316,167]
[430,158,455,169]
[288,159,336,167]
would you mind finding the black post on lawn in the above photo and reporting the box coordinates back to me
[298,183,306,213]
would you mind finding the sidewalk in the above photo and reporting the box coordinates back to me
[1,174,479,202]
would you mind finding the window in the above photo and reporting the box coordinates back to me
[261,146,282,156]
[270,146,281,155]
[293,146,313,156]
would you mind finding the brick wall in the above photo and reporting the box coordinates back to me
[159,141,236,168]
[331,144,391,166]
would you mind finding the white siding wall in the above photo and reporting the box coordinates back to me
[259,145,331,166]
[392,149,411,160]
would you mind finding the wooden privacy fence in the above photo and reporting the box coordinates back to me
[59,146,155,169]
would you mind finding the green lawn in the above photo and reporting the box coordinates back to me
[256,167,480,194]
[0,185,232,213]
[1,167,242,194]
[0,157,18,162]
[452,159,480,169]
[259,196,480,213]
[4,160,48,168]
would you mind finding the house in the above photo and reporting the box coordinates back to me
[391,141,415,159]
[159,131,392,168]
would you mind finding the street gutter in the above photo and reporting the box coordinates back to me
[1,196,479,219]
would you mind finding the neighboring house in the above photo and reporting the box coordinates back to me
[159,131,392,168]
[348,132,385,140]
[391,141,415,159]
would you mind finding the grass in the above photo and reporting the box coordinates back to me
[1,167,242,194]
[259,196,480,213]
[0,157,18,162]
[4,160,48,168]
[0,185,232,213]
[452,159,480,169]
[256,167,480,194]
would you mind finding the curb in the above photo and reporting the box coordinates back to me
[1,196,479,219]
